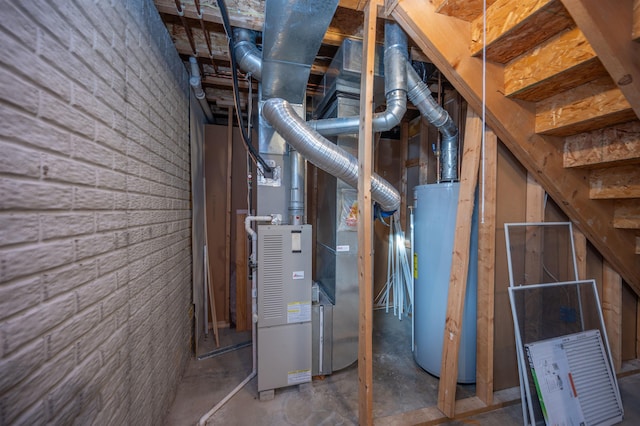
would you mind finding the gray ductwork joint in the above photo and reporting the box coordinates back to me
[307,22,408,136]
[233,28,262,80]
[262,98,401,213]
[407,64,459,181]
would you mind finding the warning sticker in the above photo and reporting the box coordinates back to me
[287,369,311,385]
[287,301,311,323]
[292,270,305,280]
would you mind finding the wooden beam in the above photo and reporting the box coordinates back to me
[470,0,573,64]
[564,120,640,168]
[225,107,233,326]
[637,296,640,356]
[603,260,623,373]
[634,0,640,42]
[378,386,521,425]
[437,108,483,417]
[505,27,607,102]
[614,200,640,229]
[589,164,640,199]
[561,0,640,120]
[235,212,249,331]
[476,127,497,405]
[393,0,640,311]
[573,226,587,280]
[357,2,376,425]
[536,76,636,137]
[433,0,498,22]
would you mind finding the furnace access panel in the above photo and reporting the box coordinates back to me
[257,225,312,393]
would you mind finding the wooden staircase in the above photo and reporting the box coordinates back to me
[390,0,640,294]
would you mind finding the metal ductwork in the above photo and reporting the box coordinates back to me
[189,57,214,122]
[262,98,401,212]
[307,23,408,136]
[261,0,340,105]
[406,64,459,181]
[233,28,262,80]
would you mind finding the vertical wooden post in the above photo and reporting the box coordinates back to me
[572,227,587,280]
[476,128,497,405]
[602,260,622,373]
[358,2,377,425]
[637,298,640,359]
[236,212,249,331]
[225,106,233,324]
[437,109,483,417]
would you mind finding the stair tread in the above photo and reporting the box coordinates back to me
[470,0,573,64]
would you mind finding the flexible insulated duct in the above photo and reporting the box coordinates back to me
[308,22,408,136]
[406,64,459,181]
[262,98,401,212]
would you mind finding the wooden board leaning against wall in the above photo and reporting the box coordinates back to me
[203,125,256,330]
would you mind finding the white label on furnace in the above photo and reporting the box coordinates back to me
[287,369,311,385]
[292,270,304,280]
[336,245,350,252]
[287,301,311,323]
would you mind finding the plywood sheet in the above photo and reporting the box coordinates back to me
[470,0,574,63]
[564,120,640,168]
[205,125,229,325]
[505,27,607,102]
[433,0,498,22]
[614,200,640,229]
[589,164,640,199]
[536,77,635,136]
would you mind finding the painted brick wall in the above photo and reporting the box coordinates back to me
[0,0,193,424]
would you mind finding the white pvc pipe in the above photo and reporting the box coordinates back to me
[198,215,276,425]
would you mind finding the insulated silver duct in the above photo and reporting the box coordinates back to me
[406,64,459,181]
[189,57,214,122]
[307,22,408,136]
[263,98,401,212]
[233,28,262,80]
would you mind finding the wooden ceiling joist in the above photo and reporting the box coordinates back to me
[564,120,640,168]
[536,76,635,136]
[470,0,573,64]
[155,0,264,31]
[393,0,640,296]
[505,27,606,102]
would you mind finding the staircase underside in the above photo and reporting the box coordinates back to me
[391,0,640,293]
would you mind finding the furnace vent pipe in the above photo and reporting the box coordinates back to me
[189,57,214,122]
[233,28,262,80]
[406,64,458,181]
[262,98,401,212]
[307,22,408,136]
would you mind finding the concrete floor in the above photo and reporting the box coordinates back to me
[165,311,640,425]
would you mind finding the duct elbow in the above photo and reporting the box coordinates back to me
[233,28,262,80]
[373,89,406,131]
